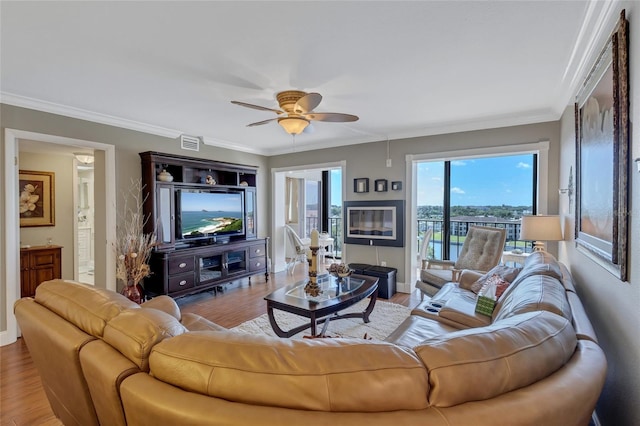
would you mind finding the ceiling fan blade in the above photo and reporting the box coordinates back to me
[294,92,322,113]
[247,118,278,127]
[231,101,284,115]
[304,112,359,123]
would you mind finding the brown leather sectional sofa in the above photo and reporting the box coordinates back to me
[14,252,606,425]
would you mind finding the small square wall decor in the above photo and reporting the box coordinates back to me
[391,181,402,191]
[375,179,388,192]
[354,178,369,193]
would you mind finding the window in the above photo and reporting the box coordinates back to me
[417,153,536,260]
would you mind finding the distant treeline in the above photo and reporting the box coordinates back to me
[418,205,532,220]
[327,204,532,220]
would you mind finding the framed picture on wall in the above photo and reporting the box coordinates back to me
[574,10,629,281]
[19,170,55,227]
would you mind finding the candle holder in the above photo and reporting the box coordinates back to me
[304,246,322,297]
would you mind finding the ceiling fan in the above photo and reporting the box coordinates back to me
[231,90,359,135]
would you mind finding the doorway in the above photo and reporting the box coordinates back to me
[2,129,116,346]
[76,158,95,284]
[271,161,346,274]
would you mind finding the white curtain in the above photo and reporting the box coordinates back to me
[285,177,299,224]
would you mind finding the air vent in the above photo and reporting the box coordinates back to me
[180,135,200,152]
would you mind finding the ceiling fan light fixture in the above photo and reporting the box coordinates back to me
[278,116,309,135]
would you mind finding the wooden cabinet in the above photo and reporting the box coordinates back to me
[146,238,269,298]
[139,151,259,250]
[20,245,62,298]
[139,151,267,298]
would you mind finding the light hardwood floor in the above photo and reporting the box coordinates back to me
[1,268,422,426]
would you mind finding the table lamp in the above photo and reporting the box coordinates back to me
[519,215,563,252]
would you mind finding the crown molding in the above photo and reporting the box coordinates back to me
[0,92,271,156]
[0,92,183,139]
[553,0,621,113]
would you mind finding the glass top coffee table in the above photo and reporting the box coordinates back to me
[264,274,379,338]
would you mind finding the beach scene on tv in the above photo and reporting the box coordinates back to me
[180,191,244,237]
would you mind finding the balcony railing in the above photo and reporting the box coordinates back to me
[418,219,533,261]
[307,217,531,263]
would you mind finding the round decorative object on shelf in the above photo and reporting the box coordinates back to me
[157,169,174,182]
[240,181,249,186]
[205,175,216,185]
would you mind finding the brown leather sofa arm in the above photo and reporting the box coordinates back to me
[79,340,140,426]
[426,259,456,269]
[458,270,483,289]
[566,291,598,342]
[180,313,227,331]
[141,296,182,321]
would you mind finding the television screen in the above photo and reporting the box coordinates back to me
[347,206,395,239]
[177,190,244,239]
[343,200,405,247]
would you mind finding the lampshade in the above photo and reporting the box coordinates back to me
[278,117,309,135]
[519,215,563,252]
[74,153,94,164]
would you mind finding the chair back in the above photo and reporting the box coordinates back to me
[285,225,307,256]
[417,228,433,268]
[455,226,506,272]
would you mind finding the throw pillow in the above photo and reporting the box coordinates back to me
[477,274,511,299]
[470,264,521,294]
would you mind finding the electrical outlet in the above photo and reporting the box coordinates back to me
[386,158,392,167]
[380,261,387,267]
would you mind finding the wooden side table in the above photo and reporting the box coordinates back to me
[501,251,531,266]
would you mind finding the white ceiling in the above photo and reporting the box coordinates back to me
[0,1,617,156]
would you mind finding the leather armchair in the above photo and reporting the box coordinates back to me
[416,225,506,297]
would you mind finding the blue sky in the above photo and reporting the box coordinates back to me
[322,155,533,208]
[330,169,341,207]
[417,154,534,206]
[181,191,243,212]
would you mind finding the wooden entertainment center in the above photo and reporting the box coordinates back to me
[140,151,268,298]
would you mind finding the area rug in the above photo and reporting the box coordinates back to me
[231,299,411,340]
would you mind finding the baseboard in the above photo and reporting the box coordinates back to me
[0,329,18,347]
[396,281,410,293]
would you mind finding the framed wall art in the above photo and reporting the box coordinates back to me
[19,170,55,227]
[574,10,629,281]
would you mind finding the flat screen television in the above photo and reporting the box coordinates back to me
[176,189,245,241]
[343,200,404,247]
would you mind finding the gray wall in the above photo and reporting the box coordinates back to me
[269,120,561,283]
[0,104,269,331]
[557,3,640,424]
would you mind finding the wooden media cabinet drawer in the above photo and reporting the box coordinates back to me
[168,256,195,275]
[168,273,196,293]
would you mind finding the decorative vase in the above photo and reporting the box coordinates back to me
[121,281,143,304]
[157,169,174,182]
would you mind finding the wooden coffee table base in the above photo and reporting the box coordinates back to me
[264,275,379,338]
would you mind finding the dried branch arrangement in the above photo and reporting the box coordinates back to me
[115,179,157,291]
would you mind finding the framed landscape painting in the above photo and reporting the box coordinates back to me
[19,170,55,227]
[574,10,629,281]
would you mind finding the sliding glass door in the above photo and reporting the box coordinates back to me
[417,154,536,261]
